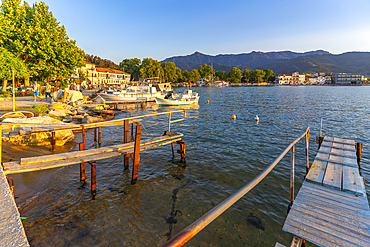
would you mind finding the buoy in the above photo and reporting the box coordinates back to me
[232,114,236,120]
[255,115,259,122]
[207,100,209,104]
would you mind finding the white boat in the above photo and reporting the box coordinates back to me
[155,89,199,106]
[98,85,165,101]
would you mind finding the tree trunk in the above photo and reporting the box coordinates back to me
[2,79,7,92]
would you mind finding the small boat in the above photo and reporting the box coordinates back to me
[155,89,200,106]
[98,85,164,101]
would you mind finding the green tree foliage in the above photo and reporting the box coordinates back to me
[198,64,214,79]
[140,58,163,79]
[189,69,200,83]
[161,62,181,82]
[263,69,275,82]
[181,70,190,83]
[242,69,250,83]
[0,0,85,82]
[119,58,141,81]
[0,47,26,91]
[86,54,119,69]
[215,70,228,81]
[228,67,242,83]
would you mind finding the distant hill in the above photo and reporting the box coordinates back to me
[162,51,370,76]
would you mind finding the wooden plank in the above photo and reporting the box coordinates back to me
[320,141,333,147]
[333,137,355,145]
[20,133,183,165]
[3,137,183,174]
[316,152,329,160]
[332,142,343,149]
[275,243,286,247]
[343,166,364,196]
[322,163,342,190]
[284,215,370,247]
[323,136,334,142]
[289,207,370,241]
[318,146,331,153]
[306,160,327,184]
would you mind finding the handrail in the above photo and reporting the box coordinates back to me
[0,110,186,132]
[163,126,310,247]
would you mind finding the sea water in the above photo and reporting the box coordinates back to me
[14,86,370,246]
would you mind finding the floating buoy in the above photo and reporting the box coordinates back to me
[232,114,237,120]
[207,100,209,104]
[255,115,259,122]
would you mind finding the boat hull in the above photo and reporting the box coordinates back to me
[155,97,199,106]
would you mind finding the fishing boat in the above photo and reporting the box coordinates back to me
[155,89,199,106]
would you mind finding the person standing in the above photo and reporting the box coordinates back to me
[45,82,52,100]
[32,81,41,102]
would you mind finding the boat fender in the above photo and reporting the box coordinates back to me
[207,100,209,104]
[232,114,237,120]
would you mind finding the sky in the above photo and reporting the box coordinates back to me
[25,0,370,64]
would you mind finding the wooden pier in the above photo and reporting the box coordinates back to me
[283,136,370,247]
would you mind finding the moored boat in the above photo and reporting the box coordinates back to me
[155,89,199,106]
[98,85,165,101]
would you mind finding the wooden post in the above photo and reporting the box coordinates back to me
[131,123,134,138]
[51,131,56,151]
[94,127,97,142]
[171,142,175,159]
[124,119,130,169]
[91,161,97,199]
[356,142,363,168]
[79,143,86,184]
[81,125,86,150]
[305,128,310,175]
[176,140,186,163]
[98,126,101,147]
[289,144,295,213]
[131,124,142,184]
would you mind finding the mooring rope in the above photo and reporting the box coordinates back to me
[20,181,78,220]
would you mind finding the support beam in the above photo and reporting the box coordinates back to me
[176,140,186,163]
[81,125,86,150]
[94,127,97,142]
[91,161,96,199]
[124,120,130,169]
[131,124,142,184]
[51,132,56,151]
[98,126,101,147]
[356,142,363,168]
[79,143,86,184]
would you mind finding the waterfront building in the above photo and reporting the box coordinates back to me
[292,72,305,84]
[80,62,131,86]
[277,74,293,84]
[332,73,364,84]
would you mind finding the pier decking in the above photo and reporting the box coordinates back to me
[283,136,370,247]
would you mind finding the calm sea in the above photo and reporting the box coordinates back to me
[13,86,370,246]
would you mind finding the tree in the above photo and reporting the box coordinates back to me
[139,58,162,79]
[86,54,119,69]
[242,69,251,83]
[215,70,228,81]
[119,58,141,81]
[0,0,85,82]
[0,47,26,91]
[161,62,181,82]
[189,69,200,83]
[263,69,275,82]
[182,70,190,83]
[253,69,266,83]
[228,67,242,83]
[198,64,214,79]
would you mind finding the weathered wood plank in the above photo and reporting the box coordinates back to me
[343,166,364,196]
[3,137,183,174]
[285,211,370,246]
[320,141,333,147]
[316,152,329,160]
[306,160,327,184]
[322,163,342,190]
[275,243,286,247]
[333,137,356,145]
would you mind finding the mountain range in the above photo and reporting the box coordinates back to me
[162,50,370,76]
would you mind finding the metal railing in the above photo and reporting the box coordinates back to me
[163,127,310,247]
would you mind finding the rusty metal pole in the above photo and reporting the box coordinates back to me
[94,127,97,142]
[98,126,101,147]
[131,123,134,138]
[168,112,171,132]
[124,119,130,169]
[91,161,97,199]
[81,125,86,150]
[176,140,186,163]
[289,144,295,213]
[51,131,56,151]
[79,143,87,184]
[305,128,310,175]
[131,124,141,184]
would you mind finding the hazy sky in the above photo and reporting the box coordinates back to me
[27,0,370,64]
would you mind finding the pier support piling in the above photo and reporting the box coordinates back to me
[90,161,97,200]
[94,127,97,142]
[124,120,130,170]
[288,144,295,213]
[79,143,87,185]
[356,142,363,169]
[81,125,86,150]
[176,140,186,163]
[51,131,56,151]
[131,124,142,184]
[98,127,101,147]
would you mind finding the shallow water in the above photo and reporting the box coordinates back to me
[12,86,370,246]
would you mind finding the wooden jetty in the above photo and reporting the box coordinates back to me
[0,110,186,246]
[283,136,370,247]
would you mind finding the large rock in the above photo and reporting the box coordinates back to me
[2,116,75,146]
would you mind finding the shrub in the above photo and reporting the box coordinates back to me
[0,91,11,98]
[30,105,49,115]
